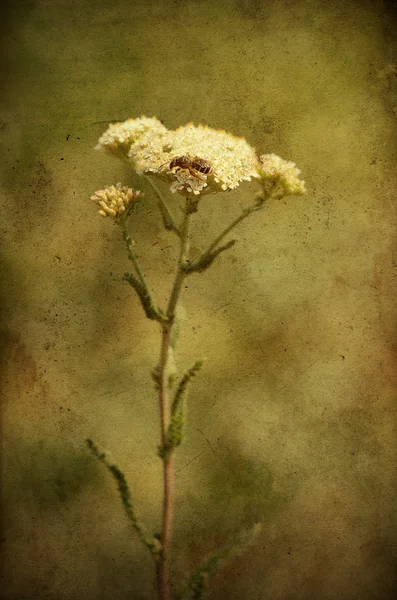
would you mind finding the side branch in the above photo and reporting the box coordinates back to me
[184,239,237,274]
[174,523,262,600]
[158,359,204,460]
[122,228,168,322]
[144,176,182,238]
[124,272,168,322]
[86,439,163,561]
[185,202,265,274]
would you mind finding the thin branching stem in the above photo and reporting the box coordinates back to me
[122,223,149,287]
[122,222,168,323]
[86,439,163,561]
[144,175,182,237]
[190,203,264,271]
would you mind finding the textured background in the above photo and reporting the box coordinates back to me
[1,0,397,598]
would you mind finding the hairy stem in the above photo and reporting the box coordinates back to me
[157,198,192,600]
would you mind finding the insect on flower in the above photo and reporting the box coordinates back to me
[160,155,214,178]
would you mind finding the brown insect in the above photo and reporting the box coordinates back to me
[162,155,213,177]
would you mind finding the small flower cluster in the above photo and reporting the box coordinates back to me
[91,183,140,219]
[95,116,168,157]
[258,154,306,199]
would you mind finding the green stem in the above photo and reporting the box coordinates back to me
[122,225,150,288]
[191,203,264,270]
[122,224,168,323]
[167,203,192,320]
[145,175,181,237]
[157,198,193,600]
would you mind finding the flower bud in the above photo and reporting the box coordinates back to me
[90,183,141,220]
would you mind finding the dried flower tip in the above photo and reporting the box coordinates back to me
[91,183,140,220]
[258,154,306,199]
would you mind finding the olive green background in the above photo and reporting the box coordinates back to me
[1,0,397,598]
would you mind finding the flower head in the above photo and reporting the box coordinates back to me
[91,183,140,220]
[136,122,261,197]
[96,117,261,197]
[258,154,306,199]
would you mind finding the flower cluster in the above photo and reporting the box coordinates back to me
[91,183,140,219]
[96,116,261,197]
[134,122,261,196]
[94,116,306,202]
[95,116,168,158]
[258,154,306,199]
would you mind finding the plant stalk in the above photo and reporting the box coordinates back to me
[156,198,192,600]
